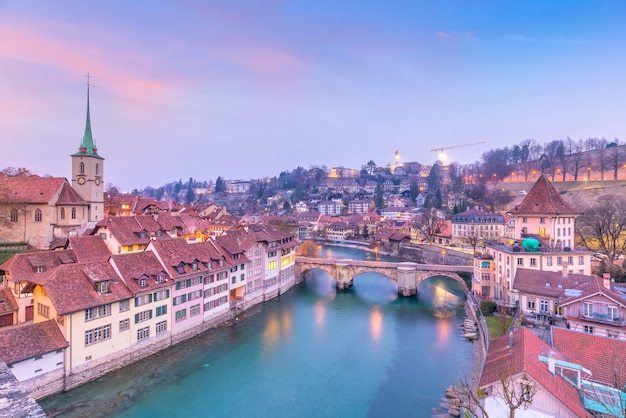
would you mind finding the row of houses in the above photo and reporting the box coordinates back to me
[0,223,298,399]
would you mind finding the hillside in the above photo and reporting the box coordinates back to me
[500,179,626,211]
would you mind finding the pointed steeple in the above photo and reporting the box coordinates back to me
[73,75,103,159]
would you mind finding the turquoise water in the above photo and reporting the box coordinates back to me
[41,245,474,417]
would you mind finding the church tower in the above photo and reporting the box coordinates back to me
[71,78,104,222]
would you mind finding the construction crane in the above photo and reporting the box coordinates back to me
[430,141,486,164]
[430,141,486,154]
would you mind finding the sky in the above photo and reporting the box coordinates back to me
[2,1,626,191]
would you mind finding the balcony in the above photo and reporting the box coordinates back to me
[579,313,626,326]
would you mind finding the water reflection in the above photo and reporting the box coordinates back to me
[353,273,398,305]
[435,319,452,349]
[313,300,326,330]
[262,314,280,352]
[369,305,384,343]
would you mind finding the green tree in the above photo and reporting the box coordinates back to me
[185,183,195,204]
[365,160,377,175]
[215,176,225,193]
[374,183,384,209]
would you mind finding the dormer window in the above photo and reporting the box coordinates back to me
[138,277,148,288]
[157,272,166,283]
[191,261,198,271]
[95,281,111,294]
[138,231,147,239]
[35,266,44,274]
[176,262,185,274]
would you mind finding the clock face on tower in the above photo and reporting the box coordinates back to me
[95,178,101,186]
[77,177,86,185]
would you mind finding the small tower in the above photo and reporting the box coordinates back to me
[71,76,104,222]
[394,150,400,167]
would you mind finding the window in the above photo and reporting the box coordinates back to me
[173,294,187,306]
[517,258,523,266]
[608,330,619,339]
[156,320,167,334]
[527,299,536,310]
[135,309,152,323]
[568,256,574,265]
[60,207,65,220]
[539,217,545,224]
[268,260,277,270]
[187,290,202,301]
[85,324,111,346]
[139,277,147,287]
[156,305,167,316]
[96,163,100,176]
[540,300,548,312]
[231,276,236,284]
[37,303,50,318]
[79,162,85,175]
[584,325,594,334]
[583,302,593,317]
[175,309,187,322]
[190,304,201,317]
[95,281,111,294]
[578,256,584,265]
[34,209,42,222]
[85,304,111,321]
[119,319,130,332]
[71,207,76,220]
[546,257,552,267]
[156,272,166,283]
[120,300,129,312]
[522,217,527,223]
[135,294,152,307]
[556,257,562,266]
[153,289,169,301]
[137,327,149,341]
[609,305,619,320]
[10,209,18,222]
[530,258,537,267]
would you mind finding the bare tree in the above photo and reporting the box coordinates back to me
[566,138,584,181]
[413,207,447,244]
[576,194,626,265]
[606,142,624,181]
[456,368,538,418]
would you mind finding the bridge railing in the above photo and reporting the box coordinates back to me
[295,256,473,272]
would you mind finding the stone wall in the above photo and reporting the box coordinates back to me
[399,244,473,266]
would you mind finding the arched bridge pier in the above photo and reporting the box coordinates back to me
[295,257,472,296]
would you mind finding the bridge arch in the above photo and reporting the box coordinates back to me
[296,257,470,296]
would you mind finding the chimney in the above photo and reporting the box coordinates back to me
[603,273,611,290]
[562,261,569,278]
[548,352,556,375]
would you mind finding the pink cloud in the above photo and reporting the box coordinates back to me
[214,42,305,75]
[0,19,175,101]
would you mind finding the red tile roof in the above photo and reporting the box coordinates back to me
[0,288,18,316]
[55,182,88,205]
[69,236,112,263]
[25,262,132,315]
[552,327,626,387]
[558,275,626,308]
[0,176,65,204]
[480,327,589,417]
[98,216,150,246]
[0,250,78,283]
[508,175,579,216]
[111,251,172,294]
[0,320,68,365]
[513,268,592,299]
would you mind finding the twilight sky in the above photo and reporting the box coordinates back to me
[2,1,626,191]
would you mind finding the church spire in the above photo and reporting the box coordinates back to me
[77,73,98,155]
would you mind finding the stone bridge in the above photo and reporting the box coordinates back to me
[295,256,473,296]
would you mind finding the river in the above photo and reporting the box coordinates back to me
[40,245,474,417]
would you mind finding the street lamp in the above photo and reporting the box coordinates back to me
[441,250,446,264]
[374,247,379,261]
